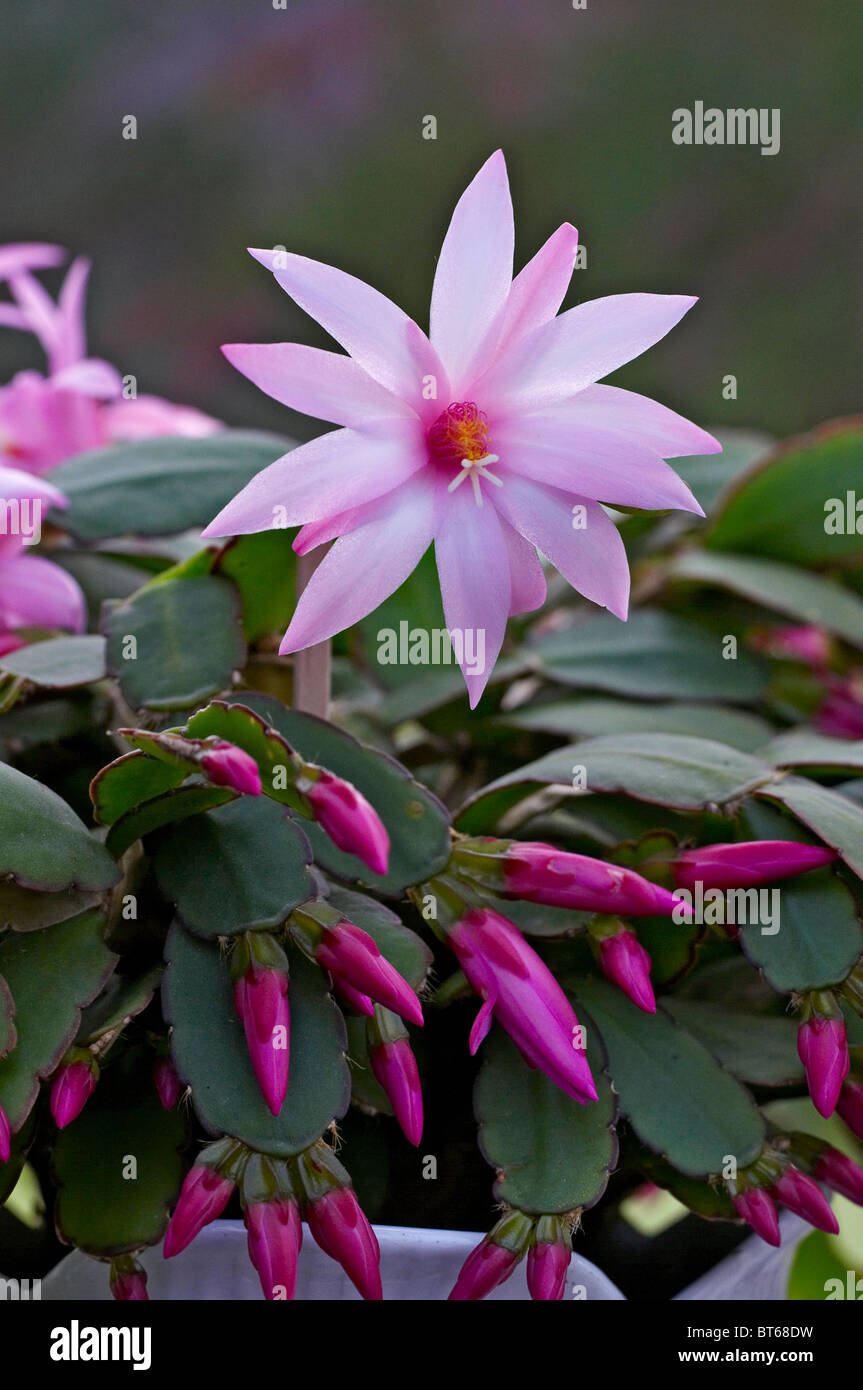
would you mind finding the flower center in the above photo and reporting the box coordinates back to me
[428,401,502,508]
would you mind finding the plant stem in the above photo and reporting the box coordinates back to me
[293,549,331,718]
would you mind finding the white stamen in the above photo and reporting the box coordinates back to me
[447,454,503,508]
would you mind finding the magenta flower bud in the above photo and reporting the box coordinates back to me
[110,1266,149,1301]
[316,920,422,1026]
[0,1102,10,1163]
[527,1240,571,1301]
[244,1198,302,1300]
[771,1168,838,1234]
[767,625,832,669]
[732,1189,781,1247]
[333,978,375,1016]
[814,1147,863,1207]
[200,740,262,796]
[597,929,655,1014]
[369,1036,424,1146]
[305,1186,382,1300]
[797,1015,849,1118]
[163,1163,235,1258]
[153,1056,184,1110]
[305,770,390,875]
[504,843,684,917]
[448,1236,520,1301]
[674,840,836,892]
[448,908,597,1105]
[50,1057,98,1129]
[816,676,863,741]
[233,965,290,1116]
[837,1080,863,1141]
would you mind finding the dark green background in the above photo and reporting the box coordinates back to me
[1,0,860,441]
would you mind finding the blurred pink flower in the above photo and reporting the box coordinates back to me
[0,245,220,474]
[205,151,718,703]
[0,463,85,644]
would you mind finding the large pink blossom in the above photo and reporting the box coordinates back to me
[0,245,220,475]
[205,152,718,703]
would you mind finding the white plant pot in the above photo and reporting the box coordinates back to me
[42,1221,626,1301]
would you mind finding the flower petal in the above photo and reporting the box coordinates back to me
[0,243,65,281]
[495,223,579,358]
[55,258,91,370]
[495,416,704,514]
[477,293,698,416]
[249,248,447,411]
[495,476,629,620]
[500,518,546,615]
[429,150,514,393]
[434,482,511,707]
[202,419,426,537]
[106,395,222,440]
[279,475,436,652]
[0,553,86,632]
[222,342,414,428]
[540,384,722,458]
[52,358,122,400]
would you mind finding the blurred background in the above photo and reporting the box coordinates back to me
[1,0,862,443]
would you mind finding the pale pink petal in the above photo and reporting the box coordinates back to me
[540,384,721,458]
[293,497,377,555]
[429,151,514,393]
[500,518,546,616]
[54,258,91,369]
[249,248,447,412]
[477,293,698,416]
[106,395,222,441]
[0,553,86,632]
[202,419,426,537]
[279,476,436,652]
[0,305,30,330]
[222,342,414,428]
[495,223,579,358]
[434,482,511,707]
[52,358,122,400]
[0,463,68,510]
[495,476,629,620]
[0,244,65,281]
[494,416,704,514]
[9,271,62,365]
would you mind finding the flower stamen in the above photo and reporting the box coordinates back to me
[447,454,502,508]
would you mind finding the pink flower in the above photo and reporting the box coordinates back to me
[203,151,717,705]
[153,1056,184,1111]
[0,248,220,475]
[244,1198,302,1300]
[814,1147,863,1206]
[200,739,262,796]
[0,464,86,641]
[304,1186,382,1300]
[797,1015,849,1118]
[49,1056,98,1129]
[732,1189,781,1247]
[314,919,422,1026]
[109,1261,149,1301]
[449,1236,520,1301]
[504,842,684,917]
[368,1022,424,1146]
[837,1080,863,1141]
[332,978,374,1016]
[163,1163,235,1258]
[597,928,655,1014]
[233,961,290,1116]
[816,674,863,741]
[673,840,837,892]
[770,1168,838,1234]
[305,769,390,876]
[527,1239,571,1301]
[447,907,597,1104]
